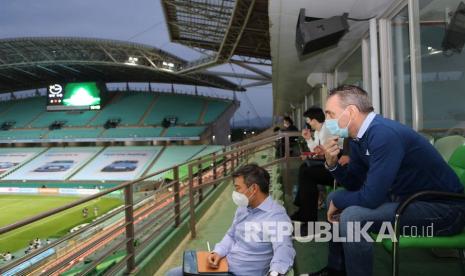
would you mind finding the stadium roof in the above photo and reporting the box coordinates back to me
[0,37,245,92]
[161,0,270,60]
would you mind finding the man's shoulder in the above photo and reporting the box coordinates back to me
[366,116,408,140]
[266,199,291,219]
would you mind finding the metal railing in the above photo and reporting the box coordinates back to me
[0,132,298,275]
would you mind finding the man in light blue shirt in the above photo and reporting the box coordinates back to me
[166,164,295,276]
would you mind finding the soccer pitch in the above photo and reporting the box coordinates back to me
[0,194,123,253]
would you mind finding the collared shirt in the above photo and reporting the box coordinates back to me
[356,112,376,139]
[306,123,328,152]
[214,196,295,276]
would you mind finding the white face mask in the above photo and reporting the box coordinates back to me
[232,186,255,207]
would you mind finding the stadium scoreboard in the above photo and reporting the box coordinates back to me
[47,82,102,111]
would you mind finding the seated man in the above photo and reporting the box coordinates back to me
[292,106,349,223]
[318,85,465,276]
[166,164,295,276]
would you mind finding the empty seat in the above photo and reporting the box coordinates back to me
[101,127,163,138]
[434,135,465,161]
[202,100,231,123]
[164,127,206,137]
[47,128,102,139]
[143,94,204,125]
[90,93,155,126]
[449,145,465,185]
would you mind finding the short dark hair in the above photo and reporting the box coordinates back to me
[303,106,325,123]
[329,85,374,113]
[283,116,294,125]
[232,163,270,194]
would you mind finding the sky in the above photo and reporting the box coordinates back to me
[0,0,273,126]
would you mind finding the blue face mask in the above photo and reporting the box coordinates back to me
[325,109,351,138]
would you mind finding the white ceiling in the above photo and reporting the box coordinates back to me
[269,0,395,114]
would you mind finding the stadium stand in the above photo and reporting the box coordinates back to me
[100,127,164,138]
[0,93,233,142]
[0,129,48,140]
[145,145,207,179]
[143,94,205,125]
[191,145,224,159]
[163,126,206,138]
[201,100,231,124]
[90,93,156,126]
[0,97,44,128]
[46,128,103,139]
[31,110,96,128]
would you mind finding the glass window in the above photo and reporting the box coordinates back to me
[336,47,363,87]
[418,0,465,135]
[392,7,413,126]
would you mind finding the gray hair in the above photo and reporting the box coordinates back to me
[328,85,374,113]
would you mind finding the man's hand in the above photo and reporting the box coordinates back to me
[323,136,340,167]
[302,129,312,140]
[207,252,221,268]
[313,145,325,156]
[300,155,308,161]
[338,155,350,166]
[327,200,341,223]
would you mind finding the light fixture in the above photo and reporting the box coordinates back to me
[125,56,138,66]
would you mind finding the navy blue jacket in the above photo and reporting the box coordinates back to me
[331,115,463,209]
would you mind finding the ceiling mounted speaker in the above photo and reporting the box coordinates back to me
[296,8,349,57]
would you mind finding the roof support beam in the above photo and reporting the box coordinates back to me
[176,0,256,74]
[241,80,271,88]
[230,60,271,79]
[204,70,268,81]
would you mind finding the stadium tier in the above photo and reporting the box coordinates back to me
[163,126,206,137]
[89,93,155,126]
[144,145,210,180]
[0,129,48,140]
[31,110,96,128]
[142,94,205,125]
[46,128,103,139]
[0,97,44,128]
[201,100,231,124]
[100,127,164,138]
[0,92,234,143]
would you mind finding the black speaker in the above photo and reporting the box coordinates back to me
[442,1,465,53]
[295,8,349,56]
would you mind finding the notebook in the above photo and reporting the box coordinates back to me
[196,251,228,273]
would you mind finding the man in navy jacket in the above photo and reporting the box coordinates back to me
[320,85,465,276]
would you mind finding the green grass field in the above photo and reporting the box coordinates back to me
[0,194,123,253]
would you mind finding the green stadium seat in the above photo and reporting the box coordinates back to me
[101,127,163,138]
[90,93,155,126]
[0,97,45,128]
[145,145,206,180]
[202,100,231,124]
[449,145,465,185]
[0,129,47,140]
[434,135,465,161]
[32,110,97,128]
[143,94,204,125]
[46,128,103,139]
[164,127,206,137]
[375,145,465,275]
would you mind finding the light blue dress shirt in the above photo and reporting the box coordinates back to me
[214,196,295,276]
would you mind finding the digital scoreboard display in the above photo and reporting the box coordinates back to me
[47,82,101,111]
